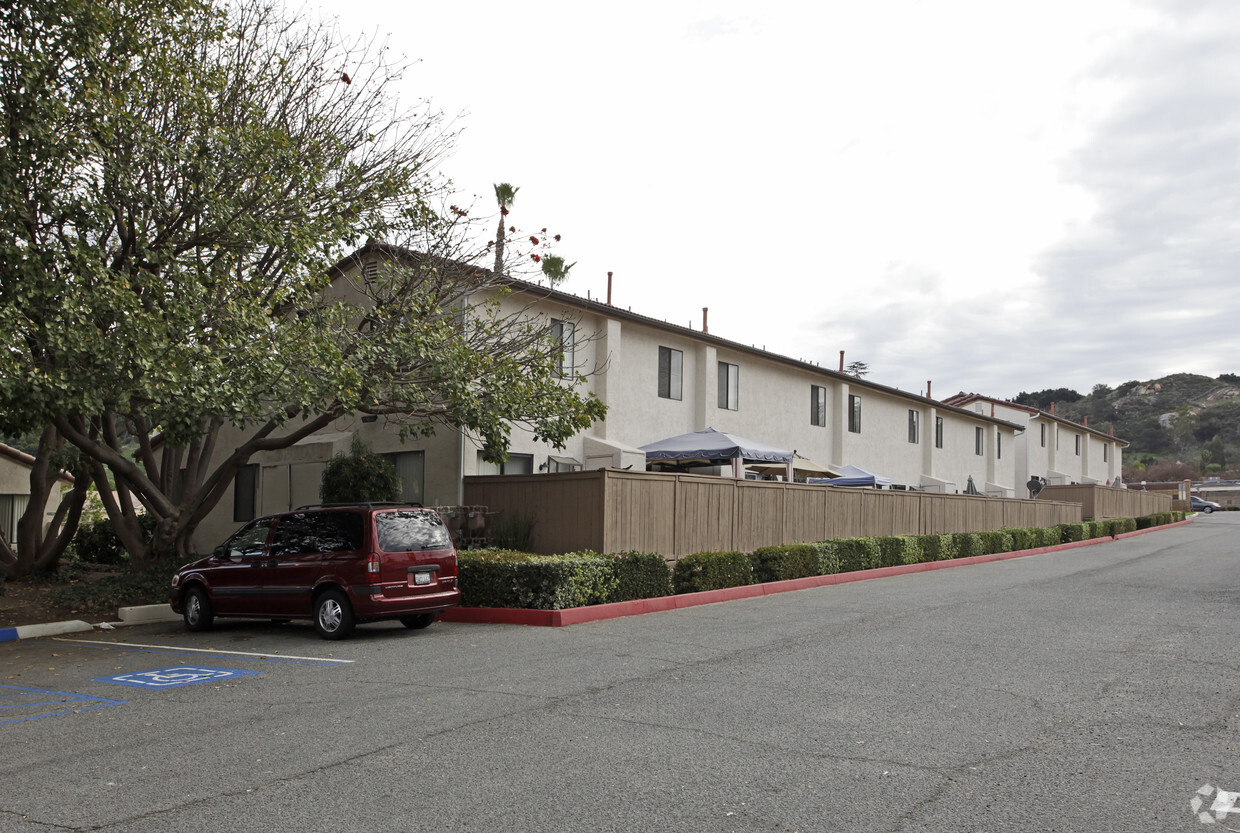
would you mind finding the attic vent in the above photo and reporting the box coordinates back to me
[975,404,984,414]
[362,261,378,283]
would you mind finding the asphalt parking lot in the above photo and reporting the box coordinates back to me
[2,515,1238,832]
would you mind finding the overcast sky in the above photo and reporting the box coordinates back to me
[313,0,1239,401]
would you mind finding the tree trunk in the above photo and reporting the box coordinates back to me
[0,426,91,578]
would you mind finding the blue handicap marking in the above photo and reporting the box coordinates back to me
[93,665,260,690]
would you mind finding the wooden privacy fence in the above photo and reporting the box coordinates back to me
[463,469,1084,560]
[1035,484,1171,520]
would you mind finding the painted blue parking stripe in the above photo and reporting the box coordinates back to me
[0,627,17,642]
[0,685,126,725]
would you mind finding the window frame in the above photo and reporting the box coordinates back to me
[848,394,862,434]
[810,385,827,427]
[975,426,984,456]
[551,319,575,380]
[908,409,920,444]
[935,416,944,449]
[717,361,739,410]
[658,346,683,401]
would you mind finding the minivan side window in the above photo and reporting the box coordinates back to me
[272,512,364,556]
[226,519,273,559]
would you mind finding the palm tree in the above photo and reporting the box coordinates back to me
[493,182,518,275]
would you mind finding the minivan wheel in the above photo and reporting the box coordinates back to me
[183,587,214,632]
[313,590,355,640]
[400,612,437,630]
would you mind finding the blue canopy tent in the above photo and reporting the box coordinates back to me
[808,464,892,488]
[640,427,794,480]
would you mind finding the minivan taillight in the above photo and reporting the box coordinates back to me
[366,552,381,575]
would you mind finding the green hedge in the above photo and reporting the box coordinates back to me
[952,532,985,559]
[877,536,922,567]
[812,541,842,575]
[833,537,882,572]
[672,551,752,594]
[919,533,958,561]
[980,530,1014,555]
[749,544,819,583]
[607,551,674,601]
[1058,522,1090,543]
[457,550,617,609]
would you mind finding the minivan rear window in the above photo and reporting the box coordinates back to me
[376,511,453,552]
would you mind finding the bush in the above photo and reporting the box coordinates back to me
[457,550,617,609]
[69,514,158,565]
[1085,521,1108,539]
[1036,526,1061,547]
[1109,518,1137,535]
[47,557,181,618]
[605,551,672,602]
[980,530,1014,555]
[319,437,401,504]
[812,541,841,575]
[918,534,957,561]
[748,544,819,583]
[952,532,985,559]
[672,551,753,594]
[1058,522,1090,543]
[834,537,882,572]
[1007,527,1038,551]
[877,536,921,567]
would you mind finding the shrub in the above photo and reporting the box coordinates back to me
[605,551,672,602]
[918,534,957,561]
[877,536,921,567]
[69,514,158,565]
[672,551,753,594]
[319,436,401,504]
[1109,518,1137,535]
[47,556,181,618]
[1007,527,1038,551]
[1058,522,1090,543]
[748,544,819,583]
[1036,526,1061,547]
[457,550,617,609]
[980,530,1014,555]
[952,532,985,558]
[812,541,842,575]
[1088,521,1109,539]
[834,537,882,572]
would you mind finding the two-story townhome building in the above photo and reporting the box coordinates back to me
[941,393,1127,497]
[194,242,1023,547]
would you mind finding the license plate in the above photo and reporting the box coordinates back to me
[412,571,432,586]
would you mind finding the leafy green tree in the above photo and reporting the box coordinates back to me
[319,438,401,504]
[0,0,605,561]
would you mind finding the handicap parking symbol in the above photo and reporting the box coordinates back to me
[93,666,259,690]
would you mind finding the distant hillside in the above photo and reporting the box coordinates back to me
[1012,373,1240,478]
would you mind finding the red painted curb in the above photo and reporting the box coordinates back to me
[439,522,1187,628]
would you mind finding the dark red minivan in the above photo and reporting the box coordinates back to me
[170,504,461,639]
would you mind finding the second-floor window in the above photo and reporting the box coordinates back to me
[975,426,984,456]
[935,416,944,449]
[1075,434,1081,456]
[811,385,826,426]
[718,361,739,410]
[908,409,920,444]
[551,319,575,379]
[658,346,683,400]
[1040,424,1047,447]
[848,394,861,433]
[1103,444,1109,463]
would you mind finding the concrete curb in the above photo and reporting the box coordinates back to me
[441,520,1194,628]
[0,619,94,643]
[118,604,181,624]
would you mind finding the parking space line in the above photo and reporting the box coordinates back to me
[52,638,354,665]
[0,685,126,725]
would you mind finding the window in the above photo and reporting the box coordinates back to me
[0,494,25,547]
[233,464,258,522]
[997,432,1002,459]
[382,451,425,505]
[975,426,984,456]
[718,361,739,410]
[1040,424,1047,447]
[551,319,575,379]
[658,346,683,400]
[908,409,920,444]
[376,510,452,552]
[476,452,534,475]
[223,519,274,559]
[811,385,826,426]
[1075,434,1081,456]
[935,416,944,449]
[272,511,364,556]
[547,455,582,473]
[1103,444,1109,463]
[848,394,862,433]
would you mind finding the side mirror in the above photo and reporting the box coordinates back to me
[213,545,226,559]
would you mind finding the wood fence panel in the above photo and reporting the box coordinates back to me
[1038,484,1170,519]
[735,482,788,552]
[606,471,677,555]
[675,476,738,556]
[783,485,829,544]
